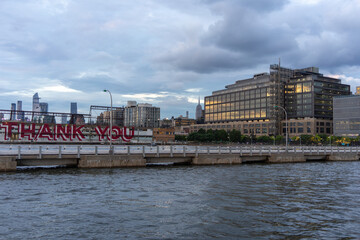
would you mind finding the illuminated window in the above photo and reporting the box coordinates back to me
[226,112,231,120]
[250,110,255,118]
[303,82,311,92]
[296,83,302,93]
[245,110,249,119]
[261,109,267,118]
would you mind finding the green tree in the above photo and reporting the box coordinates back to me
[275,135,283,145]
[198,128,206,134]
[214,129,228,142]
[256,135,272,144]
[300,135,313,145]
[175,135,186,142]
[229,129,242,142]
[187,132,199,142]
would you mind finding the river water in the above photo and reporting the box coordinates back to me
[1,162,360,239]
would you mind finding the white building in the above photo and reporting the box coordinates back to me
[124,101,160,128]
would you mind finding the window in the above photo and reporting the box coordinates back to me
[296,83,302,93]
[303,82,311,92]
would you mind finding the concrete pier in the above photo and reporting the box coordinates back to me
[78,155,146,168]
[0,156,17,172]
[192,154,242,165]
[268,153,306,163]
[327,153,359,161]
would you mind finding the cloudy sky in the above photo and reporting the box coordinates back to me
[1,0,360,119]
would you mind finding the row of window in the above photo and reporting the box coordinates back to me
[205,98,269,112]
[205,88,269,105]
[205,109,268,122]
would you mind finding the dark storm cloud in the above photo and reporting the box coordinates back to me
[158,0,360,74]
[157,0,296,73]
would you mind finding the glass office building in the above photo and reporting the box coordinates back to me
[333,95,360,137]
[285,71,350,119]
[201,65,350,136]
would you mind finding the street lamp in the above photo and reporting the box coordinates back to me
[274,105,288,151]
[104,89,113,154]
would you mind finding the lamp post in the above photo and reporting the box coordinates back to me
[274,105,288,151]
[103,89,113,154]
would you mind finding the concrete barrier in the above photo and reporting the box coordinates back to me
[0,156,17,172]
[78,155,146,168]
[327,153,359,161]
[192,154,242,165]
[268,153,306,163]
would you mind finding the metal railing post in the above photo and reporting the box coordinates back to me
[195,146,198,157]
[170,145,173,157]
[18,146,21,159]
[77,146,81,158]
[157,145,160,157]
[183,146,186,157]
[39,146,42,159]
[143,145,145,158]
[95,146,98,155]
[218,146,221,154]
[250,146,253,156]
[207,146,210,155]
[58,146,62,158]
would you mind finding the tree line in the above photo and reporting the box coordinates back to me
[175,129,360,146]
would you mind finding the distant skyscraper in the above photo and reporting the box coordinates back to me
[11,103,16,120]
[40,102,48,114]
[356,86,360,95]
[17,100,24,121]
[33,93,40,112]
[71,102,77,114]
[195,96,203,121]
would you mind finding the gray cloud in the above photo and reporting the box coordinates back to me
[1,0,360,117]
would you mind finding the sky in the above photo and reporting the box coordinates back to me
[1,0,360,119]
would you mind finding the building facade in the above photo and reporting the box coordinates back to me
[17,100,24,121]
[71,102,77,114]
[124,101,160,128]
[33,93,40,112]
[195,97,203,122]
[333,95,360,137]
[197,64,350,136]
[10,103,16,121]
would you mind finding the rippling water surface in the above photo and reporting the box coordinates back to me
[1,162,360,239]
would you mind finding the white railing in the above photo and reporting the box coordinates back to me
[0,145,359,159]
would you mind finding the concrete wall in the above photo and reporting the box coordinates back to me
[192,154,242,165]
[327,153,359,161]
[268,153,306,163]
[17,158,77,167]
[78,155,146,168]
[0,156,17,172]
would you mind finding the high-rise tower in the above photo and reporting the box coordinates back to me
[195,96,203,121]
[33,93,40,112]
[71,102,78,114]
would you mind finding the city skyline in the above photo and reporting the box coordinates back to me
[1,0,360,118]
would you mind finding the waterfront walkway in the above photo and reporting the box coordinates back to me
[1,144,359,171]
